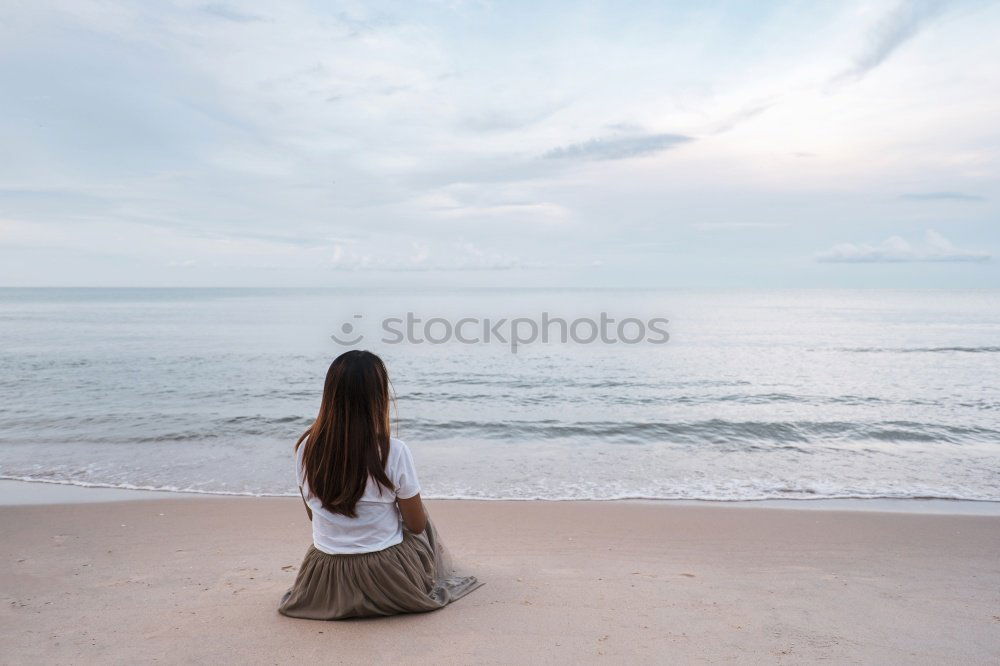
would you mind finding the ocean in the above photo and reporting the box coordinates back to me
[1,287,998,502]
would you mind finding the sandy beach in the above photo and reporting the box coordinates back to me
[2,488,998,664]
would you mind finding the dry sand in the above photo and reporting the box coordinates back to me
[3,495,999,664]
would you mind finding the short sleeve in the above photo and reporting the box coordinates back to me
[393,440,421,499]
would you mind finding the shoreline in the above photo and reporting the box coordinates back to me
[4,493,999,662]
[3,478,999,514]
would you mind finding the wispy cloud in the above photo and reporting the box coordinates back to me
[831,0,947,85]
[900,191,985,202]
[166,259,197,268]
[693,222,787,230]
[200,3,265,23]
[461,102,566,133]
[328,241,523,272]
[817,230,990,263]
[543,133,692,161]
[709,100,776,134]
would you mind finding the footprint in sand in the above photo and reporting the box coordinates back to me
[680,573,696,578]
[281,565,296,572]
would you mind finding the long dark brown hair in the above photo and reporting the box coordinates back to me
[296,350,393,517]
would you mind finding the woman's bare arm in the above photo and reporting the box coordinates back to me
[397,494,427,534]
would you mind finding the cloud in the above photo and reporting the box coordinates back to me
[0,218,70,246]
[543,133,692,161]
[831,0,947,85]
[166,259,196,268]
[328,241,522,272]
[200,3,265,23]
[693,222,787,230]
[416,192,571,224]
[709,100,776,134]
[900,191,985,202]
[461,102,566,133]
[817,230,990,263]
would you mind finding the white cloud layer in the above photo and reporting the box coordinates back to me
[0,0,998,287]
[817,230,991,263]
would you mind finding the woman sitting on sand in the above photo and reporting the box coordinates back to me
[278,350,481,620]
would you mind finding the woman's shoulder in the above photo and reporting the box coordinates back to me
[388,437,418,469]
[389,437,410,456]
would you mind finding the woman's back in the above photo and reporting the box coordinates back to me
[279,350,480,620]
[297,437,420,554]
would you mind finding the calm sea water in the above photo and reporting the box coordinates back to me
[1,288,998,501]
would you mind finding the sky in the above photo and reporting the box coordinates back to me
[1,0,999,288]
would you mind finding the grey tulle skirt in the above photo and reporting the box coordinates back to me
[278,519,482,620]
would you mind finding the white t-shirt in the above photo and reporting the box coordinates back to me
[296,437,420,555]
